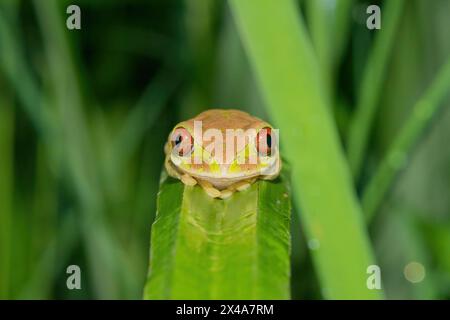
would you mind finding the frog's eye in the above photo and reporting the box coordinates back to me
[171,127,193,157]
[256,127,273,157]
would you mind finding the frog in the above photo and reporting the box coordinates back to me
[164,109,281,199]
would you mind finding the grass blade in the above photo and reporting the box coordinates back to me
[305,0,333,94]
[334,0,354,70]
[33,0,136,298]
[144,173,291,299]
[347,0,405,179]
[0,96,14,299]
[0,8,55,141]
[17,212,78,299]
[362,56,450,221]
[230,0,381,299]
[109,71,178,176]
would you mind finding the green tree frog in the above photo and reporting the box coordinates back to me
[164,109,281,199]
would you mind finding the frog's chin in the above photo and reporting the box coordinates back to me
[178,168,260,189]
[202,176,260,190]
[172,157,280,190]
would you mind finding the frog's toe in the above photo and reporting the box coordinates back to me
[219,189,233,199]
[261,173,278,181]
[181,174,197,186]
[204,186,221,198]
[235,181,251,192]
[198,180,221,198]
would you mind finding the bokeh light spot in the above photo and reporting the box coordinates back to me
[404,262,426,283]
[308,239,320,251]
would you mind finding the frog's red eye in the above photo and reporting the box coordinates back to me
[171,127,193,157]
[256,127,273,156]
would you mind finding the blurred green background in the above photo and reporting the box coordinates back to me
[0,0,449,299]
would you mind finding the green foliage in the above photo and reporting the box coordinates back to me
[144,173,291,299]
[0,98,14,298]
[230,0,381,299]
[0,0,449,300]
[363,57,450,221]
[347,0,405,179]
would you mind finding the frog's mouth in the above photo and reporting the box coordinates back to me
[168,155,280,189]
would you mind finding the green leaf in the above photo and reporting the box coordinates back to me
[347,0,405,179]
[143,172,291,299]
[230,0,382,299]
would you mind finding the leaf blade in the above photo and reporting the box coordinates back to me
[230,0,382,299]
[144,174,291,299]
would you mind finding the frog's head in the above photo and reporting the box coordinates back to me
[166,110,280,185]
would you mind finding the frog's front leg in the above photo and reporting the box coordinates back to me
[198,180,231,199]
[218,178,257,199]
[233,180,253,192]
[164,153,181,179]
[181,174,197,186]
[261,173,279,181]
[232,178,257,192]
[165,151,198,187]
[197,180,221,198]
[219,189,233,199]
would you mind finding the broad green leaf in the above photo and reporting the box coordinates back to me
[143,172,291,299]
